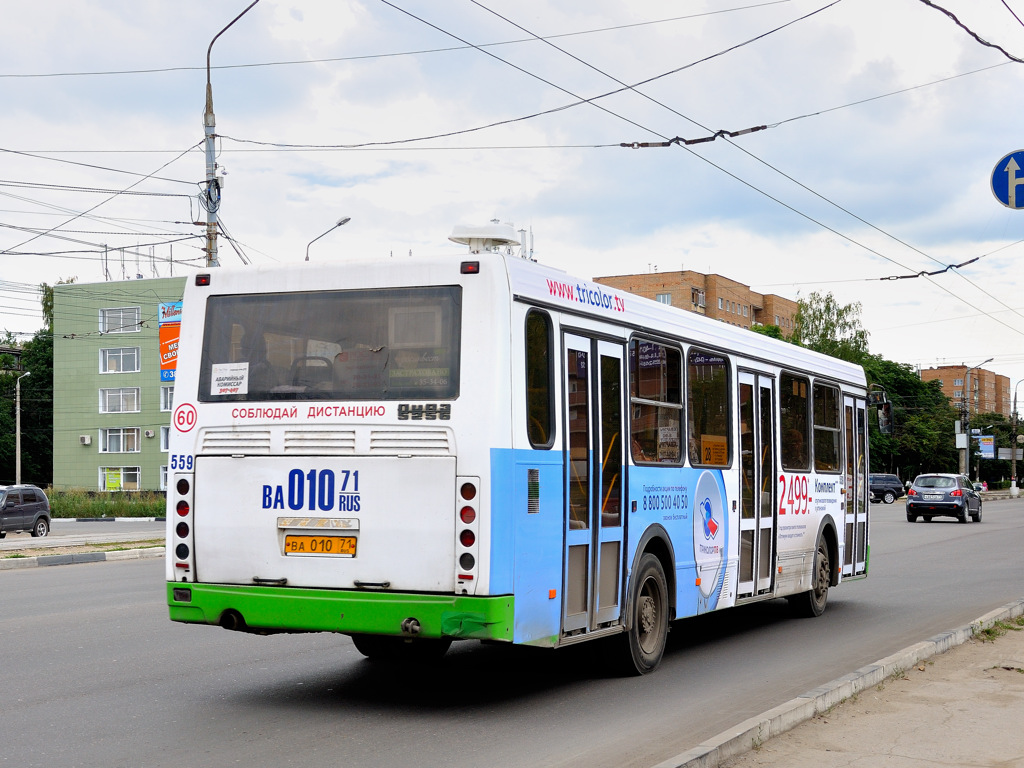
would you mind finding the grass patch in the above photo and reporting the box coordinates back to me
[104,540,164,552]
[976,617,1024,642]
[48,488,166,518]
[3,553,27,559]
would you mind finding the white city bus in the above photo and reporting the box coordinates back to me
[167,226,869,674]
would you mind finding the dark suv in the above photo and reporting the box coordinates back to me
[0,485,51,538]
[869,473,904,504]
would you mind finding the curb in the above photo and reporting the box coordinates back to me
[0,546,165,571]
[53,517,166,523]
[650,597,1024,768]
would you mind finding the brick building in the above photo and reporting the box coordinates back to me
[920,365,1010,418]
[593,270,798,332]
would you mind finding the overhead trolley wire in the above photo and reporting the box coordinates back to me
[222,1,835,151]
[450,0,1024,340]
[0,141,201,257]
[0,2,794,79]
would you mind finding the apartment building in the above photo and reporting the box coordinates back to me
[920,365,1010,418]
[52,277,186,491]
[593,270,798,332]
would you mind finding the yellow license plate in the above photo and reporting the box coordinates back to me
[284,534,357,556]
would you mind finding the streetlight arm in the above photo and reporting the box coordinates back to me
[206,0,262,114]
[305,217,351,261]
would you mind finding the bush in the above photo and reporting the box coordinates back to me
[48,488,166,518]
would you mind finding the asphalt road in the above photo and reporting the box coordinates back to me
[1,500,1021,768]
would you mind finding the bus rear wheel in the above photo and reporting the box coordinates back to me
[789,537,830,618]
[622,553,669,675]
[350,634,452,662]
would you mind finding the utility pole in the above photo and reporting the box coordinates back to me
[202,1,261,268]
[1013,381,1023,497]
[961,358,993,476]
[16,371,31,485]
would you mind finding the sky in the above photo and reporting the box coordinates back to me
[4,0,1024,395]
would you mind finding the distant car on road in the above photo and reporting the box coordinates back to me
[906,473,982,524]
[0,484,51,538]
[869,473,904,504]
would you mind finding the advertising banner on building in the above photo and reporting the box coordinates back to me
[159,323,179,381]
[158,301,182,325]
[159,301,181,382]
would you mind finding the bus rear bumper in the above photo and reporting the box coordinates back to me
[167,582,514,641]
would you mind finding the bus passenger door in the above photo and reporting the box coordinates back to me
[738,371,776,598]
[843,397,869,577]
[562,334,626,634]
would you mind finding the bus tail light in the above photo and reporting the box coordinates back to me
[455,476,480,593]
[172,470,196,582]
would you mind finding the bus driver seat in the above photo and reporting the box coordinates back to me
[241,331,279,393]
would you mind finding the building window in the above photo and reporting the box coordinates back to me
[100,306,141,334]
[743,305,748,317]
[629,338,682,464]
[655,293,672,305]
[99,387,140,413]
[718,297,723,310]
[160,385,174,412]
[160,426,170,451]
[100,427,141,453]
[99,466,140,491]
[160,466,168,491]
[100,347,140,374]
[691,289,705,308]
[953,378,963,386]
[954,390,962,399]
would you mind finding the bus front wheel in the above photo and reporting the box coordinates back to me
[623,553,669,675]
[789,537,830,618]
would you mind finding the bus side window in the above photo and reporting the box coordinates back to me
[813,383,841,472]
[781,372,810,471]
[687,349,730,467]
[628,338,682,464]
[525,310,554,448]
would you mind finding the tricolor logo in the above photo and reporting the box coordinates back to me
[700,497,719,540]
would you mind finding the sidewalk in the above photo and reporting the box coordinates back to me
[655,599,1024,768]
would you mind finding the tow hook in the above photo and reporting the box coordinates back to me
[401,617,422,636]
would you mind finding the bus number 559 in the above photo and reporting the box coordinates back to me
[170,454,194,471]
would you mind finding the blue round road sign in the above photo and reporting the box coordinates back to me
[991,150,1024,209]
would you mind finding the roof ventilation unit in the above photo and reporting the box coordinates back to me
[449,221,521,254]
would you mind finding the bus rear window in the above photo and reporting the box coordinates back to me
[198,286,462,402]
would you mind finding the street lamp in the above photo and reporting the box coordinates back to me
[961,357,993,475]
[305,217,351,261]
[202,0,262,268]
[15,371,30,485]
[1011,379,1024,497]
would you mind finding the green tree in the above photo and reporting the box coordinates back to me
[40,277,76,331]
[750,323,786,340]
[0,329,52,485]
[792,291,869,363]
[861,354,959,478]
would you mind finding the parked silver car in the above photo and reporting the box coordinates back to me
[906,473,981,524]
